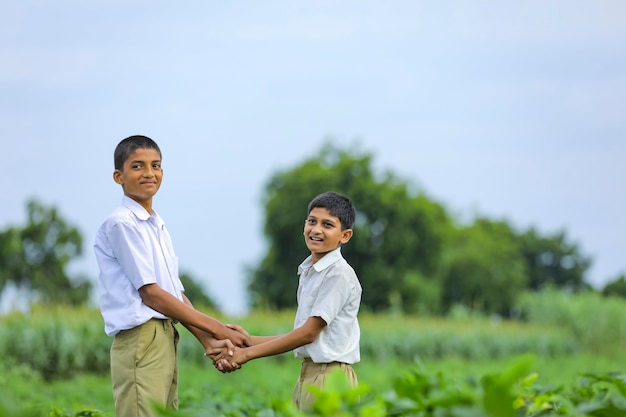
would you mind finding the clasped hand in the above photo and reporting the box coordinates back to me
[205,323,250,373]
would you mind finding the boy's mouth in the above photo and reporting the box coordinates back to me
[310,236,323,242]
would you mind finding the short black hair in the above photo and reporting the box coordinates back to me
[307,191,356,230]
[114,135,162,170]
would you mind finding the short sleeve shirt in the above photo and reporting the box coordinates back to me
[94,196,184,336]
[293,247,362,364]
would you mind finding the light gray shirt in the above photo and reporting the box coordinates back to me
[293,247,362,364]
[94,196,184,336]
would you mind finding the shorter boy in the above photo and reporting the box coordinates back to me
[221,191,362,411]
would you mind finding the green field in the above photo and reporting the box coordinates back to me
[3,297,626,416]
[6,352,626,417]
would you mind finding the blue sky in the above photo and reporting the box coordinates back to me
[1,1,625,315]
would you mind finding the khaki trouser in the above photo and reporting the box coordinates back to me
[110,318,179,417]
[292,358,358,411]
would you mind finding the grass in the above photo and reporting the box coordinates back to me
[4,299,626,415]
[7,351,626,416]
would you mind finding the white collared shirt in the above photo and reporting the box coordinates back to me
[94,196,184,336]
[293,247,362,364]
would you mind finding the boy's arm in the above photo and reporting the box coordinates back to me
[180,294,242,372]
[180,294,235,352]
[225,323,281,346]
[249,335,281,344]
[229,316,326,365]
[138,283,250,347]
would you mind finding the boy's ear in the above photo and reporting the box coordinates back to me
[113,169,123,185]
[340,229,353,244]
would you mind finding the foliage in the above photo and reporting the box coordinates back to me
[48,407,109,417]
[246,142,593,316]
[180,271,220,311]
[602,274,626,298]
[517,288,626,354]
[359,313,578,362]
[0,305,110,381]
[378,356,626,417]
[518,227,591,292]
[0,304,584,381]
[4,301,626,416]
[440,218,528,316]
[37,355,626,417]
[3,149,594,318]
[247,142,452,312]
[0,199,91,305]
[0,361,44,417]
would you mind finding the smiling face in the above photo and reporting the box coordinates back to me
[303,207,353,263]
[113,148,163,213]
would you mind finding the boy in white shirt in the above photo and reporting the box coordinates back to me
[94,135,249,416]
[222,191,362,411]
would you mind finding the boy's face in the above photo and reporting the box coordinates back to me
[113,148,162,211]
[303,207,353,263]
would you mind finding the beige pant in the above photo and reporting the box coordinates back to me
[110,318,179,417]
[292,359,358,411]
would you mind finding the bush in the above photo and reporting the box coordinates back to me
[517,289,626,354]
[0,305,590,380]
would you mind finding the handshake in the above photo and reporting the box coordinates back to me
[204,323,252,373]
[197,310,327,375]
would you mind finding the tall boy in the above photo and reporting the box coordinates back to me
[94,135,249,416]
[222,191,362,411]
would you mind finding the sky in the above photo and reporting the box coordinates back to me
[1,1,624,316]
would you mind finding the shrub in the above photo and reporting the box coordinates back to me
[517,289,626,354]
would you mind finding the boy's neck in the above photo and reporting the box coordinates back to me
[310,246,340,264]
[127,195,153,215]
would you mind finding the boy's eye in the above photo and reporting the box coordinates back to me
[306,219,315,224]
[153,163,161,169]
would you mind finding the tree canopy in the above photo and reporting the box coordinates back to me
[440,218,528,316]
[247,142,452,312]
[0,200,90,305]
[180,272,219,311]
[2,145,599,317]
[602,274,626,298]
[247,142,593,316]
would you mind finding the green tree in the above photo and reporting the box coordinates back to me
[602,274,626,298]
[0,199,90,305]
[247,142,451,312]
[180,272,219,311]
[440,218,528,316]
[517,228,590,292]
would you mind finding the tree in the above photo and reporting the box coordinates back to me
[602,274,626,298]
[440,218,528,316]
[180,272,219,311]
[517,228,591,292]
[247,142,451,312]
[246,142,595,316]
[0,199,91,305]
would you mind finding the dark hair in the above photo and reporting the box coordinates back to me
[307,191,356,230]
[114,135,162,170]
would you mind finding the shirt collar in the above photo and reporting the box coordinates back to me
[298,246,343,275]
[121,195,162,225]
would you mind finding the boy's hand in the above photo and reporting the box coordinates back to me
[226,323,250,338]
[204,338,235,359]
[228,346,250,366]
[214,356,241,373]
[217,324,251,347]
[204,340,241,373]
